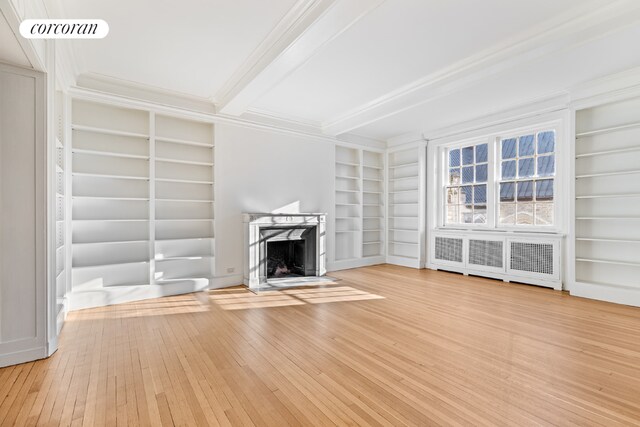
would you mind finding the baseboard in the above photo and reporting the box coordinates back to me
[328,256,385,272]
[209,273,244,289]
[570,281,640,307]
[0,347,47,368]
[427,264,561,290]
[68,274,245,311]
[386,255,422,269]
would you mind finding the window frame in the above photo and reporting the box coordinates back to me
[441,138,495,229]
[438,121,563,233]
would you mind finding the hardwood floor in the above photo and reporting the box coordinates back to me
[1,265,640,426]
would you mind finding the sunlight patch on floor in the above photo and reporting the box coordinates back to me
[208,285,384,310]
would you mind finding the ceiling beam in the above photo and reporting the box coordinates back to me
[216,0,385,116]
[321,0,640,136]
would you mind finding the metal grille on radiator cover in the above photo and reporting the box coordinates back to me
[434,237,463,263]
[510,242,554,275]
[468,240,503,268]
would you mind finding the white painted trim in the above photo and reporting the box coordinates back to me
[386,255,421,269]
[428,265,562,290]
[0,347,47,369]
[0,0,46,71]
[570,281,640,307]
[328,255,385,272]
[68,85,382,150]
[77,73,216,114]
[322,0,640,136]
[218,0,385,115]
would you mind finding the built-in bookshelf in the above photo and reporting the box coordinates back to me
[387,147,422,267]
[574,97,640,293]
[54,91,66,330]
[69,99,215,303]
[335,146,361,262]
[154,115,214,285]
[333,145,385,269]
[362,150,384,257]
[71,100,151,290]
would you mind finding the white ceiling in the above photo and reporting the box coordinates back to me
[60,0,298,99]
[50,0,640,141]
[253,0,609,121]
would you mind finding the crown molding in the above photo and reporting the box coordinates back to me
[322,0,640,136]
[569,65,640,110]
[76,73,217,115]
[243,107,323,134]
[217,0,384,116]
[0,0,46,70]
[68,84,383,151]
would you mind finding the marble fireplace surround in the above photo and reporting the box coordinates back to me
[243,213,327,290]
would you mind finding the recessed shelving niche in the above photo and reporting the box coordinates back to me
[69,99,215,296]
[574,97,640,290]
[333,145,385,268]
[387,147,423,266]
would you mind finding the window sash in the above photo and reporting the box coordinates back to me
[440,126,558,231]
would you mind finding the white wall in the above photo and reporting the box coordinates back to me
[214,123,334,280]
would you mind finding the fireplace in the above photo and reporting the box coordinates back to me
[243,213,326,290]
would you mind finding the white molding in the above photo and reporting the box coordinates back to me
[569,65,640,110]
[570,281,640,307]
[77,73,216,114]
[68,274,244,312]
[0,347,47,369]
[0,0,45,70]
[215,0,331,106]
[68,85,381,150]
[328,255,385,272]
[322,0,640,136]
[387,132,428,148]
[218,0,385,115]
[386,255,421,269]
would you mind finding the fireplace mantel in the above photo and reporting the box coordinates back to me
[243,213,327,290]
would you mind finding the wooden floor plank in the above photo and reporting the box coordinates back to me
[1,265,640,426]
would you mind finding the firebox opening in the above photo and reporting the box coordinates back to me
[267,240,306,278]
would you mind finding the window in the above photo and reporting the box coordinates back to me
[498,131,555,226]
[445,142,488,224]
[442,126,558,230]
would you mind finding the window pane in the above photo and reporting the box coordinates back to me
[502,160,516,179]
[517,180,534,201]
[536,179,554,201]
[535,202,554,225]
[476,143,488,163]
[518,158,534,178]
[516,202,534,225]
[474,185,487,204]
[446,205,459,224]
[473,206,486,224]
[501,138,516,159]
[461,186,473,205]
[462,166,474,183]
[462,146,474,165]
[461,206,474,223]
[449,168,460,184]
[537,154,555,177]
[449,148,460,167]
[475,164,487,183]
[499,203,516,225]
[518,134,535,156]
[538,131,555,154]
[446,187,459,204]
[500,182,515,202]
